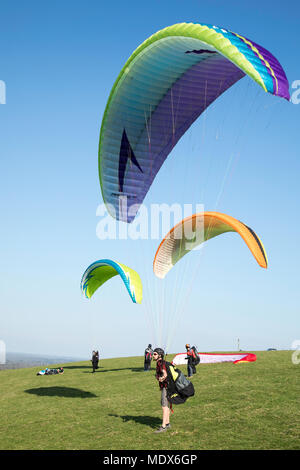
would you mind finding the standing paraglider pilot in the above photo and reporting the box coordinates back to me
[153,348,171,433]
[185,344,197,378]
[144,344,153,371]
[91,350,99,373]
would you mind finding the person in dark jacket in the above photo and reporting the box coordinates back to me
[144,344,153,371]
[91,350,99,373]
[185,344,197,377]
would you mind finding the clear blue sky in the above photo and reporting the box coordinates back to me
[1,0,299,359]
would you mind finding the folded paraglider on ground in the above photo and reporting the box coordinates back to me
[36,367,64,376]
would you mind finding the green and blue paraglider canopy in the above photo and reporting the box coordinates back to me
[99,22,289,223]
[81,259,143,304]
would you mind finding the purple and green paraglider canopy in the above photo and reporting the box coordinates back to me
[98,22,290,223]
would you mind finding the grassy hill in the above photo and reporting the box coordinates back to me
[0,351,299,450]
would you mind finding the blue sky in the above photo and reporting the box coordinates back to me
[1,0,299,359]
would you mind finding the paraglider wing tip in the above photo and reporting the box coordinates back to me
[153,269,166,280]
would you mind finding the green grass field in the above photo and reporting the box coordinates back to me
[0,351,299,450]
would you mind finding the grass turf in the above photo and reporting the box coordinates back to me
[0,351,299,450]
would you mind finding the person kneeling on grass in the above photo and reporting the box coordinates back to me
[153,348,171,433]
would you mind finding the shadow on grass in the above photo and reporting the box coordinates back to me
[62,365,105,370]
[25,386,97,398]
[82,367,148,374]
[109,414,161,429]
[61,365,147,373]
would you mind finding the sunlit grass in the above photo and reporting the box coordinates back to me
[0,351,299,450]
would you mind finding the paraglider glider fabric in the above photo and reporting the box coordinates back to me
[81,259,142,304]
[153,212,268,279]
[98,22,289,223]
[172,352,257,365]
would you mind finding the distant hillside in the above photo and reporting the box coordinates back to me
[0,352,86,370]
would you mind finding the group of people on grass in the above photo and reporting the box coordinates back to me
[144,343,198,377]
[36,344,197,434]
